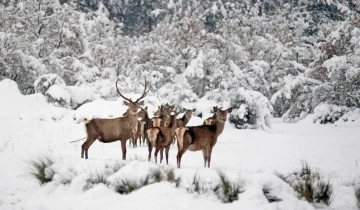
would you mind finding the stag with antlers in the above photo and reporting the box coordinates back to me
[81,78,149,160]
[175,106,232,168]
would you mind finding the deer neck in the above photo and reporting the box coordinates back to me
[127,112,138,126]
[169,116,178,135]
[182,114,191,125]
[214,120,225,136]
[143,112,150,121]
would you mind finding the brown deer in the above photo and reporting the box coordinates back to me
[137,106,152,147]
[175,106,232,168]
[124,107,149,147]
[177,108,196,127]
[151,103,174,127]
[203,106,222,125]
[81,78,149,160]
[171,108,196,144]
[147,112,179,165]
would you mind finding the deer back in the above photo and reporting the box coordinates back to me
[86,115,137,142]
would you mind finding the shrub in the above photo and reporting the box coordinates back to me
[214,171,244,203]
[28,156,55,185]
[276,162,334,207]
[355,185,360,209]
[312,104,350,124]
[34,74,66,95]
[187,173,203,194]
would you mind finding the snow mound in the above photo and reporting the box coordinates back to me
[312,104,350,124]
[0,79,70,120]
[46,85,72,108]
[335,108,360,126]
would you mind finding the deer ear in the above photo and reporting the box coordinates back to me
[213,106,218,112]
[192,109,196,112]
[183,108,186,112]
[170,105,175,110]
[138,101,144,106]
[144,106,148,110]
[123,101,130,106]
[227,107,233,113]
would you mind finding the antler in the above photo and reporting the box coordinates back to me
[116,79,132,103]
[134,78,149,103]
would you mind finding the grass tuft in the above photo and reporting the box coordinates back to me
[165,168,181,187]
[151,168,164,182]
[85,170,109,190]
[276,161,334,206]
[354,185,360,209]
[187,172,203,194]
[214,170,244,203]
[115,176,150,194]
[28,156,55,185]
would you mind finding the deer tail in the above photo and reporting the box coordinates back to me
[175,127,188,151]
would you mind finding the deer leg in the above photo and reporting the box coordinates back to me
[176,146,189,169]
[202,148,208,168]
[207,146,213,168]
[165,145,170,165]
[148,142,153,161]
[121,140,127,160]
[154,148,160,164]
[83,136,97,159]
[140,134,143,147]
[160,148,164,164]
[142,133,146,147]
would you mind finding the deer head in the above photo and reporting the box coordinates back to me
[116,78,149,115]
[213,106,232,123]
[138,106,148,120]
[162,104,175,127]
[183,108,196,119]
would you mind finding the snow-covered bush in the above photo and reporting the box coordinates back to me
[45,85,71,108]
[67,86,95,109]
[228,88,272,129]
[156,75,198,111]
[335,108,360,125]
[272,75,323,122]
[312,104,350,124]
[209,87,272,129]
[34,74,66,95]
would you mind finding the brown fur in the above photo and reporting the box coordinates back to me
[175,107,232,168]
[172,108,196,144]
[152,104,174,127]
[81,78,149,160]
[203,106,225,125]
[147,113,179,165]
[151,117,162,127]
[127,106,151,147]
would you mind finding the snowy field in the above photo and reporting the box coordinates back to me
[0,79,360,210]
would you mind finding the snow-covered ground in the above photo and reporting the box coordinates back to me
[0,79,360,210]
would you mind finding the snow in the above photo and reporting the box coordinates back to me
[183,50,205,79]
[151,9,166,17]
[46,85,71,104]
[0,79,360,210]
[335,108,360,126]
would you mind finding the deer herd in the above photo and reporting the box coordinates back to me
[81,79,232,168]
